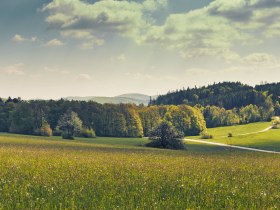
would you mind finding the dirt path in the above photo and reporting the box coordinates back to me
[184,138,280,154]
[184,124,280,154]
[221,126,272,138]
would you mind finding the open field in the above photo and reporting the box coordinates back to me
[188,122,280,151]
[203,122,272,138]
[0,133,279,209]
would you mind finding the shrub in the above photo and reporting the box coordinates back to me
[228,132,233,137]
[53,129,62,136]
[200,131,213,139]
[272,124,278,129]
[62,132,74,140]
[272,117,280,129]
[34,122,53,137]
[80,128,96,138]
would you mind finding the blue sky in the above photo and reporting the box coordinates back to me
[1,0,280,99]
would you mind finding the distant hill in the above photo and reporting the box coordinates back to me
[65,93,156,105]
[116,93,151,101]
[151,81,280,109]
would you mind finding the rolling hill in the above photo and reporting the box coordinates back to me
[65,93,156,105]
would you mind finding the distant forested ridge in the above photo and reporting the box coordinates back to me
[151,82,280,109]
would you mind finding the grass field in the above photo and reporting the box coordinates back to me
[188,122,280,151]
[0,132,279,209]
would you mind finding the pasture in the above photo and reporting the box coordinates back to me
[190,122,280,151]
[0,131,279,209]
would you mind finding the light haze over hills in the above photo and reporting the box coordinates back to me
[65,93,156,105]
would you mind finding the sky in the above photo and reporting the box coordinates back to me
[1,0,280,99]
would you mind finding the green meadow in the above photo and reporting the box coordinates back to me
[189,122,280,151]
[0,128,280,210]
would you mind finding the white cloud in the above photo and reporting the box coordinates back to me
[31,37,37,42]
[43,0,167,45]
[76,73,92,81]
[142,8,247,59]
[116,54,127,62]
[207,0,280,37]
[42,0,280,60]
[0,63,25,75]
[44,38,65,47]
[125,72,177,81]
[12,34,37,43]
[79,38,104,50]
[12,34,25,42]
[61,30,93,40]
[242,53,278,67]
[110,53,127,62]
[44,66,70,74]
[185,68,212,76]
[184,53,280,77]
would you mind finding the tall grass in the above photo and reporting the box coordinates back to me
[0,135,279,209]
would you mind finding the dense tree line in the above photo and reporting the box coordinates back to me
[151,82,280,109]
[0,98,206,138]
[1,82,278,138]
[150,81,279,128]
[255,82,280,102]
[201,104,274,128]
[139,105,206,136]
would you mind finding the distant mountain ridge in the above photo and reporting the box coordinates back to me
[65,93,156,105]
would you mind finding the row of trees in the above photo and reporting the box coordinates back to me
[139,105,206,136]
[0,99,206,139]
[0,92,276,139]
[202,103,274,128]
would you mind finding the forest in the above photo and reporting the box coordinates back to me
[151,82,280,109]
[0,82,279,138]
[0,98,205,138]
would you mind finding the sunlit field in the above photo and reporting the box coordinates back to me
[0,133,279,209]
[189,122,280,151]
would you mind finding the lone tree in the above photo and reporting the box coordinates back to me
[57,111,82,139]
[146,120,185,150]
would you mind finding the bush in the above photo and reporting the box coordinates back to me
[80,128,96,138]
[228,132,233,137]
[62,132,74,140]
[272,117,280,129]
[200,131,213,139]
[34,122,52,137]
[146,138,185,150]
[272,123,279,129]
[53,129,62,136]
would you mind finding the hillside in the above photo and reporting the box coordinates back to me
[65,93,155,105]
[151,82,280,109]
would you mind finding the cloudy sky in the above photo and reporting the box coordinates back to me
[1,0,280,99]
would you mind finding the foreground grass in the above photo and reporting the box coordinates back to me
[189,122,280,151]
[0,134,279,209]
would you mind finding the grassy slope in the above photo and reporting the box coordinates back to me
[0,133,279,209]
[188,122,280,151]
[204,122,271,138]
